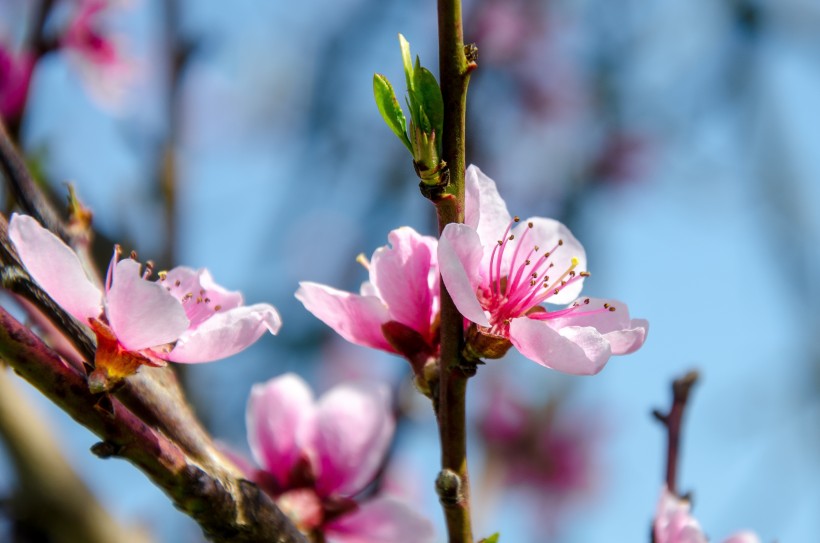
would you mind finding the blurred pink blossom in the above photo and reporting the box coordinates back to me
[8,213,280,389]
[296,227,440,371]
[0,44,34,119]
[477,381,601,534]
[438,165,648,374]
[60,0,134,109]
[245,373,434,543]
[654,486,761,543]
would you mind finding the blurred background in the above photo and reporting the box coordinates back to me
[1,0,819,541]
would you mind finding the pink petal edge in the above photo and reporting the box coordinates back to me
[163,303,281,363]
[325,496,435,543]
[295,282,392,352]
[509,318,612,375]
[370,227,436,337]
[106,258,190,350]
[438,223,490,327]
[246,374,316,489]
[8,213,103,321]
[312,382,395,498]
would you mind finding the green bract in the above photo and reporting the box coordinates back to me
[373,33,446,186]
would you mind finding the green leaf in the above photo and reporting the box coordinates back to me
[413,67,444,148]
[478,533,500,543]
[398,33,414,91]
[373,74,411,152]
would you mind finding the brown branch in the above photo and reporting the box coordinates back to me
[0,369,154,543]
[0,121,70,244]
[652,370,699,495]
[434,0,476,541]
[0,307,308,543]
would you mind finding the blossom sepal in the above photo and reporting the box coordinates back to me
[381,320,436,373]
[463,324,513,362]
[87,318,166,393]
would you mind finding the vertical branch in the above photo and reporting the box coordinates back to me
[435,1,476,541]
[652,370,699,495]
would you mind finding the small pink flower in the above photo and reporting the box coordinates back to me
[654,486,761,543]
[246,373,434,543]
[8,213,280,389]
[0,45,34,119]
[438,165,648,374]
[60,0,133,109]
[296,227,440,370]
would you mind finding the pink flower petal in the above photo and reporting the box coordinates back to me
[465,164,512,247]
[296,282,392,352]
[162,303,281,363]
[604,318,648,355]
[311,382,394,498]
[0,48,34,119]
[325,497,434,543]
[370,227,436,338]
[509,317,611,375]
[8,214,103,322]
[246,374,316,489]
[722,532,761,543]
[654,487,708,543]
[438,223,490,327]
[161,266,244,327]
[105,259,189,350]
[546,298,648,355]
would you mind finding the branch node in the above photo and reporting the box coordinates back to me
[90,440,122,459]
[435,468,464,506]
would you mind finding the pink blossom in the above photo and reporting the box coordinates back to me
[0,45,34,119]
[246,373,434,543]
[438,165,648,374]
[8,213,280,389]
[477,381,601,535]
[654,486,761,543]
[60,0,133,109]
[295,227,440,370]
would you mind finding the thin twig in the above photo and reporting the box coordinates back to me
[652,370,699,495]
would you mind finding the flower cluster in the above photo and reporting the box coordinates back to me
[9,214,280,391]
[245,373,434,543]
[300,165,647,376]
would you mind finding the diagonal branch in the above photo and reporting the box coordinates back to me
[0,307,307,543]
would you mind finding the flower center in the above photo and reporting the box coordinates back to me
[482,217,598,334]
[158,271,224,328]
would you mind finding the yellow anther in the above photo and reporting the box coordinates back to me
[356,253,371,270]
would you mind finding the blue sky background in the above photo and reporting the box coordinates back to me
[1,0,819,541]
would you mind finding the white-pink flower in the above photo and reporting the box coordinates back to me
[654,486,761,543]
[295,227,440,370]
[8,213,280,389]
[438,165,648,375]
[246,373,434,543]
